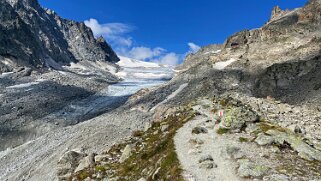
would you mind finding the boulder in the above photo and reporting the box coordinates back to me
[221,107,258,132]
[192,127,208,134]
[57,149,87,180]
[94,154,110,162]
[266,130,321,161]
[198,155,214,163]
[263,174,290,181]
[255,133,275,146]
[119,145,132,163]
[199,161,217,169]
[237,159,270,178]
[74,153,96,173]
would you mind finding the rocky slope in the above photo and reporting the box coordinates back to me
[0,0,119,73]
[0,0,123,152]
[1,0,321,181]
[71,1,321,180]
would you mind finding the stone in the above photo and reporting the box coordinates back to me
[266,129,321,161]
[226,146,240,158]
[188,149,202,155]
[189,138,204,146]
[137,178,147,181]
[199,161,217,169]
[152,167,161,180]
[192,127,208,134]
[221,107,258,132]
[255,133,275,146]
[288,124,304,134]
[160,124,169,132]
[57,149,87,179]
[119,145,132,163]
[245,123,260,133]
[74,153,95,173]
[294,126,303,134]
[270,146,281,153]
[226,146,245,159]
[94,154,110,162]
[198,155,214,163]
[263,174,289,181]
[237,159,270,178]
[144,122,152,132]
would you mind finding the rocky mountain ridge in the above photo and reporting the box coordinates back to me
[0,0,119,74]
[1,1,321,181]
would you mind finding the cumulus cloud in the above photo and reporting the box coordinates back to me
[84,18,134,47]
[85,18,186,65]
[188,42,201,53]
[128,47,165,61]
[151,53,180,66]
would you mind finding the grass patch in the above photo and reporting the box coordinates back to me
[217,127,229,135]
[239,137,249,143]
[77,171,90,180]
[258,121,287,133]
[219,99,227,107]
[275,150,321,179]
[73,108,195,180]
[132,130,144,137]
[95,165,106,172]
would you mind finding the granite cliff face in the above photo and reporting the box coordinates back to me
[0,0,119,73]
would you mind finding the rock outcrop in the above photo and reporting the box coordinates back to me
[0,0,119,73]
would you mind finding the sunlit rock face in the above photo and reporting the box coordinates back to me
[0,0,119,73]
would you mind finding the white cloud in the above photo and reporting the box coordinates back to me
[127,47,165,61]
[188,42,201,53]
[84,18,133,47]
[151,53,180,66]
[84,18,186,66]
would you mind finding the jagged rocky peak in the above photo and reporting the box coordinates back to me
[96,36,120,63]
[6,0,40,9]
[270,6,284,20]
[0,0,119,72]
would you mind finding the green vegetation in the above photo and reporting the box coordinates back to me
[275,151,321,179]
[73,108,195,180]
[95,165,106,172]
[216,127,229,135]
[257,121,287,134]
[77,171,90,180]
[239,137,249,143]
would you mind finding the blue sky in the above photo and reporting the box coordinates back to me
[39,0,307,64]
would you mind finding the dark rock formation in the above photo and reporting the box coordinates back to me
[0,0,119,73]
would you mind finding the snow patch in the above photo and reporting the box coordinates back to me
[115,71,128,78]
[57,71,68,75]
[151,83,188,111]
[7,79,47,89]
[0,148,11,159]
[204,49,221,55]
[213,58,237,70]
[66,61,118,75]
[0,72,14,78]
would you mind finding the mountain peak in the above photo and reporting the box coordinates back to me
[0,0,119,71]
[270,5,284,20]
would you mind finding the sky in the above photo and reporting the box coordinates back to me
[38,0,307,65]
